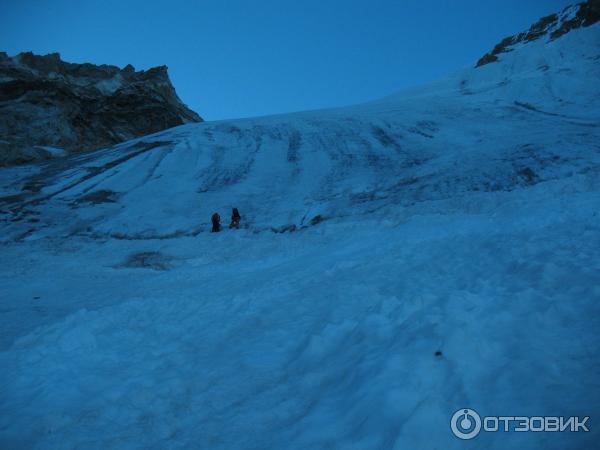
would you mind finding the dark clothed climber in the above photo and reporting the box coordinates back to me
[230,208,241,229]
[211,212,221,232]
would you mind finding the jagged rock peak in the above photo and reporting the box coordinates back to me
[2,51,175,85]
[476,0,600,67]
[0,52,202,166]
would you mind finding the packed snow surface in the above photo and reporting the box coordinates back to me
[1,22,600,450]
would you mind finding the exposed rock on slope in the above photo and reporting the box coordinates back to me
[0,52,202,166]
[476,0,600,67]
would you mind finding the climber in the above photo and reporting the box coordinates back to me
[229,207,241,229]
[211,212,221,232]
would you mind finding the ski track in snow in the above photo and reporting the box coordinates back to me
[1,21,600,450]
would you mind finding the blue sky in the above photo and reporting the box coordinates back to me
[1,0,573,120]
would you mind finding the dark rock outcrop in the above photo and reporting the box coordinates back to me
[476,0,600,68]
[0,52,202,166]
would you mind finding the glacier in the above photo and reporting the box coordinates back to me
[1,15,599,450]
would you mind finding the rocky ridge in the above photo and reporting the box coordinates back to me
[0,52,202,166]
[476,0,600,67]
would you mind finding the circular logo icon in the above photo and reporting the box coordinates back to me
[451,408,481,439]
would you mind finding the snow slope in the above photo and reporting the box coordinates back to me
[1,18,599,450]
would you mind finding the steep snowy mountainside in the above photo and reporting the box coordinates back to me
[380,12,600,117]
[0,20,598,241]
